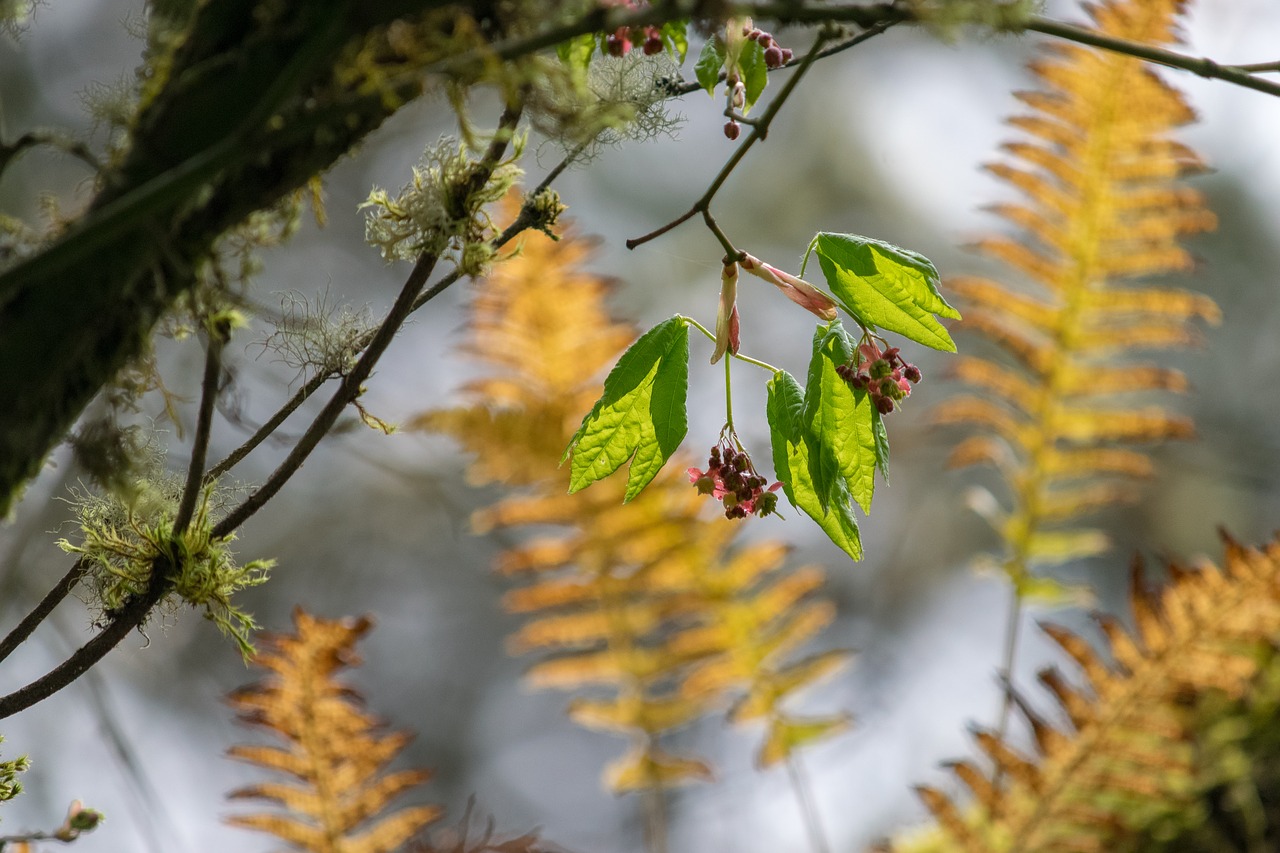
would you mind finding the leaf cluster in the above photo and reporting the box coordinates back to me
[416,200,853,788]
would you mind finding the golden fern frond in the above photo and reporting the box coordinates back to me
[908,533,1280,853]
[934,0,1219,592]
[226,608,442,853]
[411,197,850,791]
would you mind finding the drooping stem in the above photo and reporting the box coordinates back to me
[683,317,780,374]
[724,354,735,433]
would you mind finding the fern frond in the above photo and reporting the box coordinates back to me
[226,609,442,853]
[411,196,850,793]
[936,0,1218,587]
[906,533,1280,852]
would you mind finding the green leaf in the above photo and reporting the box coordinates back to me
[767,371,863,561]
[557,33,597,71]
[695,37,724,97]
[737,39,767,113]
[804,233,961,352]
[871,407,890,483]
[803,320,879,514]
[564,317,689,501]
[660,20,689,63]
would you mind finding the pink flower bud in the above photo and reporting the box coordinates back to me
[712,263,741,364]
[740,254,839,321]
[723,120,741,140]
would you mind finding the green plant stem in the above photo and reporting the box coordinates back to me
[683,317,780,374]
[626,29,831,252]
[787,754,832,853]
[724,355,736,433]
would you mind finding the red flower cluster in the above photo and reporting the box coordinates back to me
[836,342,922,415]
[604,24,666,56]
[688,442,782,519]
[742,24,793,69]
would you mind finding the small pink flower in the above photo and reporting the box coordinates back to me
[740,253,839,321]
[690,438,782,519]
[838,340,923,415]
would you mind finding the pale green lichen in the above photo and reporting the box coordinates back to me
[58,479,272,657]
[260,290,374,381]
[529,52,683,158]
[361,133,525,274]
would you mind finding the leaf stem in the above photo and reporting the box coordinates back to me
[724,353,735,433]
[682,316,780,374]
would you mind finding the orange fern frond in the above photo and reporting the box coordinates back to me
[411,197,850,793]
[905,532,1280,853]
[225,609,442,853]
[934,0,1219,593]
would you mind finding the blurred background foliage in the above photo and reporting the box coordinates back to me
[1,1,1280,851]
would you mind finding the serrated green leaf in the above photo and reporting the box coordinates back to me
[660,20,689,63]
[564,317,689,501]
[871,407,890,483]
[738,39,767,113]
[767,371,863,561]
[803,320,878,514]
[695,37,724,96]
[557,33,597,71]
[805,233,961,352]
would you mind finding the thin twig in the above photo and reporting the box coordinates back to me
[0,104,527,721]
[1024,17,1280,98]
[172,330,225,536]
[627,29,832,251]
[0,128,102,177]
[206,143,574,484]
[204,368,329,483]
[668,20,900,98]
[1232,60,1280,74]
[211,101,525,539]
[0,559,88,665]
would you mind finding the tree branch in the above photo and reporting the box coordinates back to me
[627,28,833,251]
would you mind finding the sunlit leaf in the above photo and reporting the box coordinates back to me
[804,233,960,351]
[803,320,878,513]
[766,370,862,561]
[564,316,689,501]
